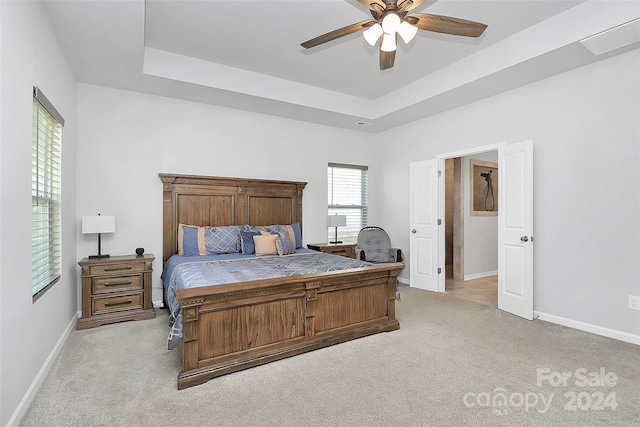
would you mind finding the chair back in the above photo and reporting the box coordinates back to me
[357,226,392,263]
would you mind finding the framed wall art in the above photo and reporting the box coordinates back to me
[470,159,498,216]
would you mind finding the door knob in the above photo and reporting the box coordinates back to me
[520,236,529,242]
[411,229,417,233]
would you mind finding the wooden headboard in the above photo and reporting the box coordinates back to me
[159,174,307,263]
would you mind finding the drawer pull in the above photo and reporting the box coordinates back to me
[104,266,133,272]
[104,300,133,307]
[104,280,133,286]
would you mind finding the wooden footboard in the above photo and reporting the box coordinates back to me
[175,263,403,389]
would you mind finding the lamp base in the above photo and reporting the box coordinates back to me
[329,241,343,244]
[88,254,110,259]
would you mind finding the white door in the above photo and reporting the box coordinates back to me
[498,140,534,319]
[410,160,439,291]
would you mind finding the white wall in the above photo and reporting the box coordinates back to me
[0,1,78,425]
[376,49,640,337]
[0,1,4,421]
[464,151,498,278]
[76,84,381,304]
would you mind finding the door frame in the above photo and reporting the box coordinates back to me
[436,143,504,292]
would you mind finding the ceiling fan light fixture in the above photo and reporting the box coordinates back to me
[363,23,383,46]
[381,13,401,35]
[380,33,397,52]
[398,21,418,43]
[300,3,489,71]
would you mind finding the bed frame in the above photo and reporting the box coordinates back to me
[160,173,403,389]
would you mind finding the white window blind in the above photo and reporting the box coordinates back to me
[327,163,368,243]
[32,87,64,300]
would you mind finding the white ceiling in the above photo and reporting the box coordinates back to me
[41,0,640,132]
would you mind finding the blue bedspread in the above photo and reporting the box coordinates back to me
[161,250,373,349]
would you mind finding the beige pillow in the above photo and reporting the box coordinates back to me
[253,233,278,256]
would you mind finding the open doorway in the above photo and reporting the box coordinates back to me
[444,153,498,307]
[410,140,533,319]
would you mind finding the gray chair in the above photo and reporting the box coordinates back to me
[355,226,403,263]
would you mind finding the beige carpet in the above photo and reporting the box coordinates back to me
[20,285,639,427]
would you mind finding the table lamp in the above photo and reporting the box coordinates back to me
[82,214,115,258]
[327,214,347,244]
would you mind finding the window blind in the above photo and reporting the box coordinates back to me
[327,163,368,243]
[32,87,63,300]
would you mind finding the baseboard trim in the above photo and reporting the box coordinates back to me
[7,312,78,427]
[398,277,409,285]
[534,311,640,346]
[463,270,498,281]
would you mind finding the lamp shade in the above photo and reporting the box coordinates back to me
[363,23,383,46]
[380,33,397,52]
[82,216,115,234]
[327,215,347,227]
[381,13,401,35]
[398,21,418,44]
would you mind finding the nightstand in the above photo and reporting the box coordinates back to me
[307,243,357,259]
[77,254,155,330]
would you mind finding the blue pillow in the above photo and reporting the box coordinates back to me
[265,224,299,249]
[240,231,261,255]
[178,224,204,256]
[179,224,242,256]
[275,236,296,255]
[290,222,302,248]
[207,225,242,254]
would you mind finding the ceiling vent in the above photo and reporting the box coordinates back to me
[580,18,640,56]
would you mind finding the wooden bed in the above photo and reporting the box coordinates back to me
[160,173,403,389]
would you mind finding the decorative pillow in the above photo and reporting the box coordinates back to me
[253,233,278,256]
[207,225,242,254]
[264,224,285,234]
[265,225,296,250]
[178,224,242,256]
[289,223,302,248]
[178,224,207,256]
[275,235,296,256]
[243,224,262,233]
[240,231,261,255]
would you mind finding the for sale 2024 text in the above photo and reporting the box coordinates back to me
[537,367,618,412]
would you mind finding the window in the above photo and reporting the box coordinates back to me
[32,87,64,301]
[327,163,368,243]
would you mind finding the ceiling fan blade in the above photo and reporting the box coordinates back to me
[407,13,488,37]
[301,20,376,49]
[356,0,388,13]
[379,49,396,70]
[397,0,425,13]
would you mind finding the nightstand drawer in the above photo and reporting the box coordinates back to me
[88,262,145,275]
[325,247,354,257]
[92,293,143,315]
[93,274,143,294]
[307,243,357,259]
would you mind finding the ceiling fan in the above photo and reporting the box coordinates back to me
[301,0,488,70]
